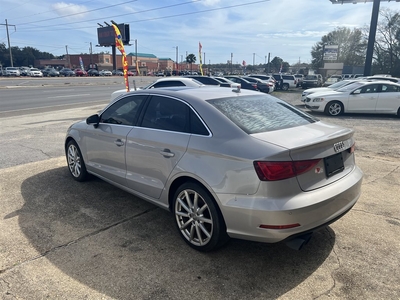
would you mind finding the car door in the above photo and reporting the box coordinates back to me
[376,83,400,113]
[347,83,379,113]
[83,95,147,185]
[124,95,191,199]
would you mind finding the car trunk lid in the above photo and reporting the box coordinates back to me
[251,122,356,191]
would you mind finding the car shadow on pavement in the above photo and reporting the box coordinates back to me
[16,166,336,299]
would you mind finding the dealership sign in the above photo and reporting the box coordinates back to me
[323,45,339,60]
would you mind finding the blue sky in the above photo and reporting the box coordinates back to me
[1,0,398,65]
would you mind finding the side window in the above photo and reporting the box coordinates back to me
[100,95,146,126]
[360,84,379,94]
[381,84,398,93]
[190,110,209,136]
[141,96,189,133]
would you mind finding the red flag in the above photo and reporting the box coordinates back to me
[242,60,246,66]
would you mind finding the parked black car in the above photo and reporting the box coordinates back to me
[223,76,259,91]
[87,69,100,76]
[59,68,75,77]
[185,75,230,87]
[242,76,270,93]
[42,68,60,77]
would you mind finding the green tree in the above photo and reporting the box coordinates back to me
[311,27,367,70]
[372,8,400,76]
[186,53,196,72]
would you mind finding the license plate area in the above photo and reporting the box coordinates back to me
[324,152,344,177]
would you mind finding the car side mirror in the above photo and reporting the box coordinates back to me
[86,114,100,128]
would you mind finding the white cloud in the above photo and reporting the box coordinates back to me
[51,2,88,19]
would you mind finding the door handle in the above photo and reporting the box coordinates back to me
[160,148,175,158]
[114,139,124,147]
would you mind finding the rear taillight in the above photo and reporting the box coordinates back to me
[253,159,321,181]
[252,83,258,89]
[348,143,355,153]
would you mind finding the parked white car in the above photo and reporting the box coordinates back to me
[99,70,112,76]
[304,80,400,117]
[301,80,359,102]
[28,68,43,77]
[110,77,206,102]
[4,67,20,77]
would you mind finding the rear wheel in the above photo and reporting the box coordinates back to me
[325,101,343,116]
[66,140,88,181]
[173,182,229,252]
[397,107,400,118]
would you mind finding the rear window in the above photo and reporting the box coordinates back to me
[207,95,318,134]
[305,75,317,80]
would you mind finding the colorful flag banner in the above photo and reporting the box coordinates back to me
[112,23,130,92]
[198,42,203,76]
[79,56,84,70]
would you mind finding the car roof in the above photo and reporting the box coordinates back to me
[122,86,260,101]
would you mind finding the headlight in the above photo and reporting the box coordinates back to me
[312,98,325,102]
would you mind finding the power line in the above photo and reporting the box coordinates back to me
[16,1,202,30]
[16,0,139,26]
[7,0,97,22]
[15,0,270,33]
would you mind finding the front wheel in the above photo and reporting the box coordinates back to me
[66,140,88,181]
[173,182,229,252]
[325,101,343,116]
[282,83,289,91]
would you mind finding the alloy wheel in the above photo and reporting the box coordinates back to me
[67,144,82,178]
[174,189,213,247]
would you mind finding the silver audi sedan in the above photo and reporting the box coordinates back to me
[65,87,363,251]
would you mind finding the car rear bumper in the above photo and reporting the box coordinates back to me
[217,165,363,243]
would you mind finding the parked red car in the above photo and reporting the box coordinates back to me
[74,68,87,76]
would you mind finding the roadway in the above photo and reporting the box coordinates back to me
[0,76,154,117]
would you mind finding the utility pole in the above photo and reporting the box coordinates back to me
[1,19,16,67]
[89,42,93,66]
[176,46,179,74]
[253,53,255,66]
[135,39,138,75]
[230,52,233,74]
[267,52,271,74]
[65,45,70,68]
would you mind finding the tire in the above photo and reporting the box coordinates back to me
[325,101,344,116]
[173,182,229,252]
[66,140,88,182]
[397,107,400,118]
[282,83,289,91]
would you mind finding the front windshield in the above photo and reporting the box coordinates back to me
[329,80,353,89]
[336,82,364,92]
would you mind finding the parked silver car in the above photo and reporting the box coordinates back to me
[65,87,363,251]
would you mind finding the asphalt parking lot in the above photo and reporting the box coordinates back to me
[0,82,399,299]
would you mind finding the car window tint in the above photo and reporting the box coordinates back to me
[381,84,399,92]
[360,84,379,94]
[190,110,209,135]
[196,77,218,85]
[141,96,189,133]
[101,95,146,126]
[151,81,186,88]
[207,95,317,134]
